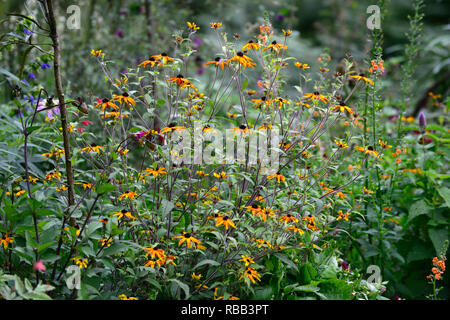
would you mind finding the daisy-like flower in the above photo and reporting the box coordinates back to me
[272,97,290,109]
[72,257,88,269]
[112,92,135,106]
[303,91,329,103]
[26,176,39,183]
[192,273,202,281]
[215,215,236,230]
[378,139,392,149]
[95,98,119,112]
[167,74,198,91]
[91,49,103,57]
[350,73,374,85]
[213,171,228,179]
[336,210,351,221]
[295,62,310,70]
[363,186,373,194]
[256,207,274,221]
[210,22,222,29]
[282,29,292,37]
[143,167,167,177]
[42,147,65,160]
[0,233,13,249]
[243,204,261,215]
[172,232,201,248]
[286,225,304,235]
[279,141,291,151]
[233,124,249,135]
[239,255,255,267]
[118,191,138,201]
[227,112,238,118]
[196,171,209,177]
[355,146,379,158]
[242,40,261,51]
[99,238,112,248]
[280,214,299,223]
[80,143,104,154]
[228,52,256,69]
[251,96,271,110]
[187,21,200,31]
[303,215,319,231]
[332,101,354,115]
[138,57,163,68]
[45,171,61,181]
[143,247,166,260]
[101,111,129,119]
[160,123,186,134]
[267,172,286,183]
[240,267,261,284]
[204,57,229,70]
[151,52,174,65]
[112,209,136,220]
[262,40,287,53]
[334,139,349,149]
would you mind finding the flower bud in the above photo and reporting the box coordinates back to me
[418,111,426,129]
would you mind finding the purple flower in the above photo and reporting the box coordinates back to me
[37,99,60,120]
[196,67,205,75]
[115,28,124,38]
[27,73,36,80]
[418,111,426,129]
[41,63,51,70]
[193,38,202,48]
[23,28,33,35]
[119,10,128,15]
[276,13,285,22]
[135,131,146,140]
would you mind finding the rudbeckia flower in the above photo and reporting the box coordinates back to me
[273,97,290,109]
[210,22,222,29]
[332,101,353,115]
[118,191,138,201]
[280,214,299,223]
[262,40,287,53]
[355,146,379,158]
[239,255,255,266]
[282,29,292,36]
[334,139,349,149]
[0,233,13,249]
[336,210,351,221]
[101,112,129,119]
[251,96,271,109]
[45,171,61,181]
[303,91,329,103]
[187,21,200,31]
[138,57,163,68]
[215,215,236,230]
[80,143,104,154]
[167,74,198,91]
[91,49,103,57]
[295,62,310,69]
[192,273,202,280]
[242,40,261,51]
[286,225,304,235]
[72,257,88,269]
[112,209,136,220]
[350,73,374,85]
[160,123,186,134]
[95,98,119,112]
[113,92,135,106]
[233,124,249,135]
[243,204,261,215]
[204,57,229,70]
[172,232,201,248]
[228,52,256,69]
[378,140,392,149]
[143,167,167,177]
[151,52,174,65]
[213,171,228,179]
[267,172,286,183]
[240,267,261,284]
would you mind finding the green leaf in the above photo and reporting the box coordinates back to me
[241,78,249,91]
[168,279,190,299]
[193,259,220,269]
[96,184,116,194]
[38,241,56,254]
[407,200,431,223]
[437,187,450,208]
[273,253,298,272]
[428,228,448,255]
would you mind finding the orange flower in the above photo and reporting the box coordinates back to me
[138,57,163,68]
[303,91,329,103]
[262,40,287,53]
[112,92,135,106]
[204,57,229,70]
[228,52,256,69]
[167,74,198,91]
[332,101,353,115]
[240,267,261,284]
[350,73,374,85]
[267,173,286,183]
[242,40,261,51]
[172,232,201,248]
[210,22,222,29]
[280,214,299,223]
[295,62,310,70]
[215,215,236,230]
[95,98,119,112]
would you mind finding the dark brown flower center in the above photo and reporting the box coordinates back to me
[102,98,109,103]
[237,52,244,57]
[239,125,247,130]
[214,57,221,62]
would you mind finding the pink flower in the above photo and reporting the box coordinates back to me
[81,120,93,126]
[34,260,46,272]
[77,127,85,133]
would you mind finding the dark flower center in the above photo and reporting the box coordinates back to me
[237,52,244,57]
[91,143,97,147]
[184,233,191,238]
[168,122,177,128]
[161,53,168,56]
[314,91,320,95]
[122,92,129,97]
[121,209,127,213]
[223,216,229,221]
[252,204,258,209]
[248,40,254,43]
[149,57,155,61]
[177,74,184,78]
[239,125,247,130]
[214,57,221,62]
[102,98,109,103]
[272,41,277,44]
[368,146,374,151]
[340,101,346,106]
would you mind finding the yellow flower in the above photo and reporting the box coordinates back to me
[303,91,329,103]
[350,73,374,85]
[112,209,136,220]
[210,22,222,29]
[282,29,292,36]
[91,49,103,57]
[280,214,299,223]
[239,255,255,267]
[151,53,174,65]
[74,182,92,190]
[242,40,261,51]
[336,210,351,221]
[80,144,104,154]
[196,171,209,177]
[267,173,285,183]
[72,257,88,269]
[215,215,236,230]
[286,225,304,235]
[42,147,65,160]
[99,238,112,248]
[240,267,261,284]
[213,171,228,179]
[332,102,353,115]
[112,92,135,106]
[118,191,138,201]
[192,273,202,281]
[228,52,256,69]
[45,171,61,181]
[56,185,68,192]
[187,21,200,31]
[262,40,287,53]
[95,98,119,112]
[143,167,167,177]
[0,233,13,249]
[172,232,201,248]
[378,140,392,149]
[334,139,349,149]
[295,62,310,69]
[204,57,229,70]
[355,146,379,158]
[119,294,138,300]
